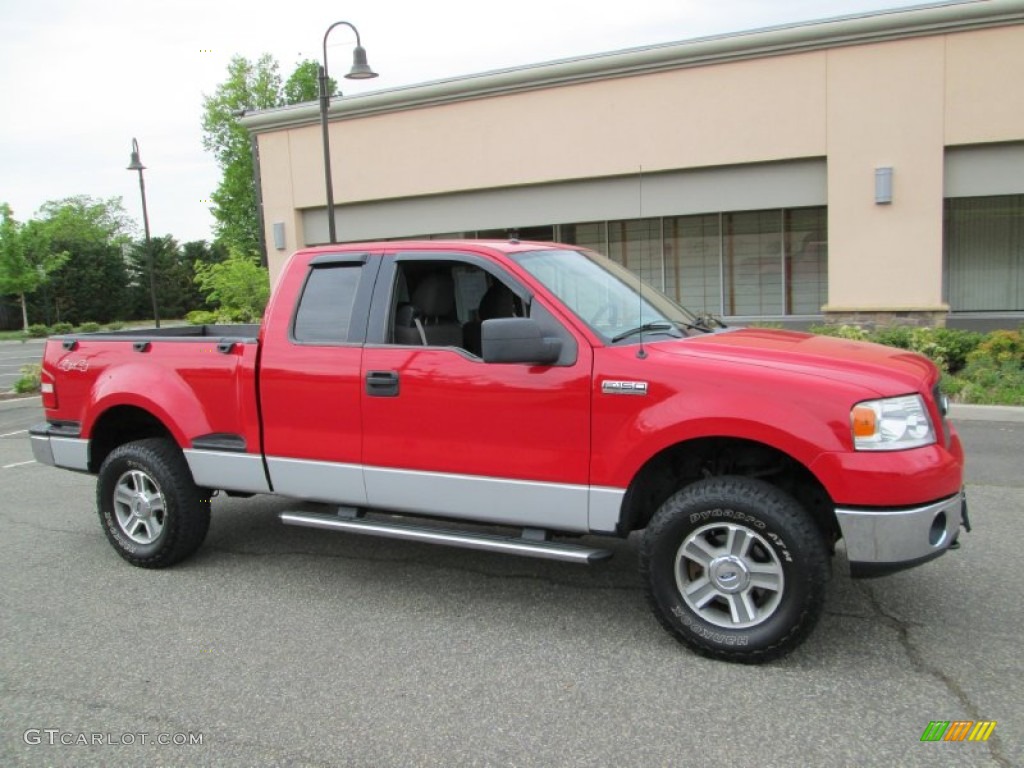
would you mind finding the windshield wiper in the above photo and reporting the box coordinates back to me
[675,314,725,334]
[611,322,678,343]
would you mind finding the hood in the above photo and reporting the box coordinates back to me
[649,328,936,397]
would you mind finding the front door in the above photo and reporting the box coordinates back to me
[360,251,593,531]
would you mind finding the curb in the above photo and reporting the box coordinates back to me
[949,404,1024,423]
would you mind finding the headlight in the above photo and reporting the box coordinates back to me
[851,394,936,451]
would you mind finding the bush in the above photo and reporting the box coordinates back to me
[105,321,125,331]
[50,322,74,334]
[78,322,102,333]
[193,250,270,323]
[186,310,220,326]
[946,330,1024,405]
[966,329,1024,368]
[910,328,982,374]
[810,325,1021,404]
[27,324,50,338]
[13,364,41,394]
[872,325,913,350]
[808,324,870,341]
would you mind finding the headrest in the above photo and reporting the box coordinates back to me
[479,283,517,320]
[412,273,455,317]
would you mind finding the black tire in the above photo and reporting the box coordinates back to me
[640,476,828,663]
[96,438,211,568]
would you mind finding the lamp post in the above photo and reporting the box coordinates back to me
[319,21,378,244]
[126,138,160,327]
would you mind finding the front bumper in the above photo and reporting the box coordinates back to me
[836,490,968,578]
[29,422,90,472]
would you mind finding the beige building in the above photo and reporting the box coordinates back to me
[242,0,1024,327]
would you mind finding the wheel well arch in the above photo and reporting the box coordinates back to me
[619,436,838,543]
[87,405,176,473]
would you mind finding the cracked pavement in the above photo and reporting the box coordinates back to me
[1,398,1020,767]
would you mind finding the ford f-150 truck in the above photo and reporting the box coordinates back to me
[31,240,967,662]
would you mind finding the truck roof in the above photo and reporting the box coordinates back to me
[292,239,567,258]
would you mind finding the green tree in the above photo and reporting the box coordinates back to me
[0,204,68,330]
[202,57,333,258]
[283,59,335,105]
[36,196,133,325]
[201,54,283,257]
[182,239,229,311]
[194,249,270,322]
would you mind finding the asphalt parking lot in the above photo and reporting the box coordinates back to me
[0,397,1020,767]
[0,340,44,393]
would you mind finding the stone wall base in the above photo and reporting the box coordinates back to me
[821,309,949,329]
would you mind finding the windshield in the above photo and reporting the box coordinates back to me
[512,248,704,344]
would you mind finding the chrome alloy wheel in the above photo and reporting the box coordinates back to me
[674,522,785,629]
[113,469,167,545]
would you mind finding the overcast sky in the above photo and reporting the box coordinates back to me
[1,0,940,244]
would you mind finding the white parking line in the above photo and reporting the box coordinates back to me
[0,429,28,438]
[2,460,36,469]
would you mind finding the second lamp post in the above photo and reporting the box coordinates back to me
[126,138,161,328]
[319,21,378,244]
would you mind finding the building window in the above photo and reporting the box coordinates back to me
[608,218,663,291]
[665,214,722,315]
[663,207,827,317]
[723,210,784,316]
[559,222,607,253]
[395,206,827,318]
[945,195,1024,312]
[784,207,828,315]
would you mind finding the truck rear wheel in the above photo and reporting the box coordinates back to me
[640,476,828,663]
[96,438,211,568]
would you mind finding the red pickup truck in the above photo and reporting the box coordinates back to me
[31,240,967,662]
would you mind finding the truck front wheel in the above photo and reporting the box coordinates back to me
[640,476,828,663]
[96,438,211,568]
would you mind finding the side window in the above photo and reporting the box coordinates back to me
[390,259,524,355]
[293,265,362,344]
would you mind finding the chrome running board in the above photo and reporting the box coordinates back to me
[279,510,612,564]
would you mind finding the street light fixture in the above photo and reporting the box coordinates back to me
[126,138,160,328]
[319,20,378,244]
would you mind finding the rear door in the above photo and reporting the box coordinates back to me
[259,252,379,504]
[360,250,594,531]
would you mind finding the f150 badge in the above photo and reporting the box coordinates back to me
[601,380,648,396]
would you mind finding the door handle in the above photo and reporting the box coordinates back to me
[366,370,400,397]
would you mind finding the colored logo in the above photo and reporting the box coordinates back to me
[920,721,996,742]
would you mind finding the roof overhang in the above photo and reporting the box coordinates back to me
[240,0,1024,135]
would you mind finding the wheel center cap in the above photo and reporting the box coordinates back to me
[132,497,152,519]
[709,555,751,593]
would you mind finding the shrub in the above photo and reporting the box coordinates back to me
[966,329,1024,368]
[872,325,913,350]
[105,321,125,331]
[914,328,982,374]
[13,364,41,394]
[27,324,50,338]
[193,250,270,323]
[78,322,102,333]
[50,322,74,334]
[952,363,1024,406]
[808,324,870,341]
[186,310,220,326]
[947,330,1024,405]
